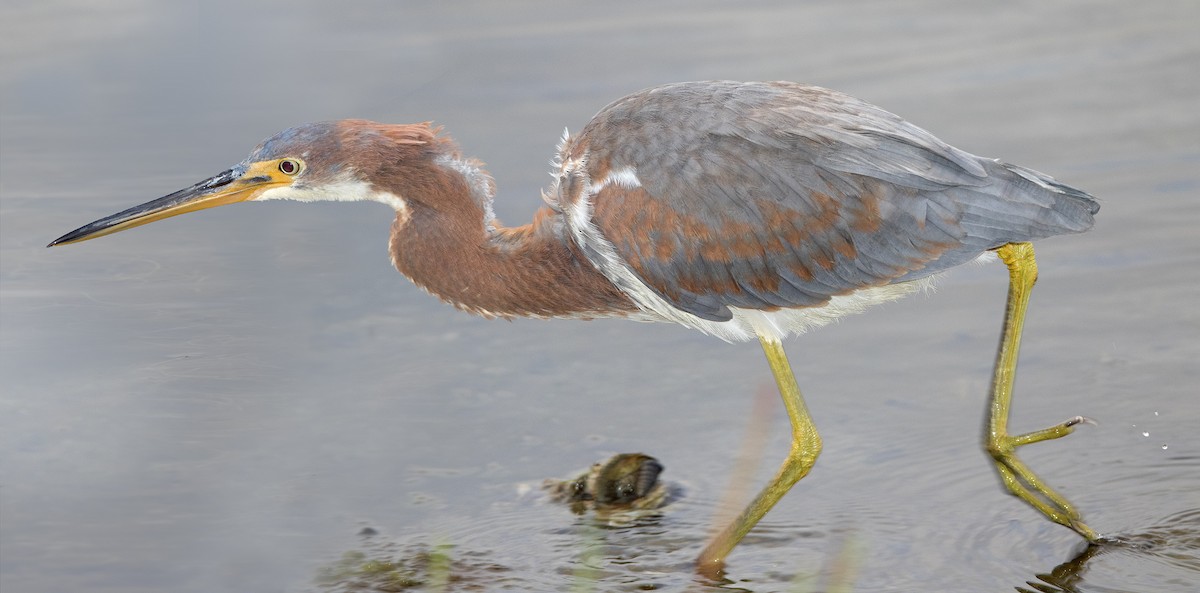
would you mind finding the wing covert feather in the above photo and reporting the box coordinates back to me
[562,81,1096,321]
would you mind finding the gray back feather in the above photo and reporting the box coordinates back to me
[569,81,1097,321]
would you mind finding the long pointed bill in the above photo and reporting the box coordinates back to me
[48,160,292,247]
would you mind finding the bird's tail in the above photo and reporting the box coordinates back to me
[997,162,1099,234]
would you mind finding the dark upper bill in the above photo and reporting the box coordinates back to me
[48,160,292,247]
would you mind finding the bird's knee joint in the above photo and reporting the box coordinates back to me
[996,242,1038,280]
[789,434,822,464]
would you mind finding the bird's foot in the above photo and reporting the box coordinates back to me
[987,417,1100,542]
[1010,415,1095,447]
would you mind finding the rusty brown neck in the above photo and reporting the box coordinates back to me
[387,158,634,319]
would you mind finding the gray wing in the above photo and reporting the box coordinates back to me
[562,81,1097,322]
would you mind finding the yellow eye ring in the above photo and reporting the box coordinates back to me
[278,159,304,176]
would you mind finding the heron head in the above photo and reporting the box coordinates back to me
[48,120,434,246]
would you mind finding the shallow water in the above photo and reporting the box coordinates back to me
[2,1,1198,591]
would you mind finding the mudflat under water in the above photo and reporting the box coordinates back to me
[2,1,1198,591]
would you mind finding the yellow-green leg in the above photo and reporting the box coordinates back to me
[985,242,1098,541]
[697,336,823,573]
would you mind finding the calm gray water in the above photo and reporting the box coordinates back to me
[2,1,1198,591]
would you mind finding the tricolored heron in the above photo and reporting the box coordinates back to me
[50,81,1101,571]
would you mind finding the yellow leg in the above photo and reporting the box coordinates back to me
[985,242,1098,540]
[697,336,823,573]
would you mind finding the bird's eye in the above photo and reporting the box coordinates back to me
[278,159,303,175]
